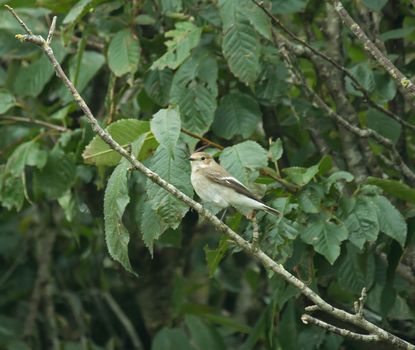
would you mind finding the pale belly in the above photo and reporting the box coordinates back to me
[191,172,264,211]
[191,173,229,208]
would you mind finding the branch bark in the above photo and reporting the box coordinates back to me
[6,7,414,350]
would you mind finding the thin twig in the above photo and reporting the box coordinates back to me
[46,16,56,44]
[328,0,415,98]
[4,4,33,35]
[7,7,415,349]
[102,292,144,350]
[1,116,69,132]
[181,128,224,150]
[301,314,381,342]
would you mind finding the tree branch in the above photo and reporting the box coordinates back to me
[328,0,415,98]
[301,314,381,342]
[1,115,69,132]
[252,0,415,133]
[7,7,414,350]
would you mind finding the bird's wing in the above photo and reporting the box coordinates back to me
[204,171,261,202]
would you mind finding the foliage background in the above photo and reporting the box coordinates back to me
[0,0,414,349]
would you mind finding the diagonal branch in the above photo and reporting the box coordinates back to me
[328,0,415,98]
[6,7,414,350]
[251,0,415,133]
[301,314,381,342]
[276,36,415,184]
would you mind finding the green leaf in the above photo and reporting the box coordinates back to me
[298,184,323,214]
[219,0,271,39]
[283,156,331,187]
[380,27,415,41]
[146,146,193,228]
[369,195,407,247]
[108,29,141,77]
[150,108,181,157]
[144,69,173,106]
[58,51,105,103]
[269,138,283,161]
[160,0,183,14]
[344,197,379,249]
[63,0,92,25]
[219,141,268,184]
[366,177,415,204]
[204,237,229,277]
[272,0,309,13]
[152,328,195,350]
[14,42,67,97]
[140,200,167,256]
[82,119,151,166]
[324,171,354,192]
[0,171,24,211]
[363,0,388,11]
[345,63,376,96]
[212,92,261,140]
[185,315,226,350]
[0,90,16,114]
[365,109,401,144]
[170,50,218,134]
[222,14,260,85]
[373,73,397,102]
[338,245,367,294]
[301,215,348,264]
[35,148,76,200]
[104,159,135,275]
[150,21,202,70]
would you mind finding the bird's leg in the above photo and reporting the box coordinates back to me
[249,211,259,251]
[219,208,228,221]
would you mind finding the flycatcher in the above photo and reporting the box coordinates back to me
[189,152,280,217]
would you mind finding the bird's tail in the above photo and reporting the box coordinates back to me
[262,204,281,217]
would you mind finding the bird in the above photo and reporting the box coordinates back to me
[189,151,280,217]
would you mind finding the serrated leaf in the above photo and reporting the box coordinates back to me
[345,197,379,249]
[283,156,331,187]
[146,146,193,228]
[35,148,76,199]
[151,21,202,70]
[366,177,415,204]
[269,138,283,161]
[301,216,348,264]
[140,200,167,256]
[212,92,261,140]
[0,90,16,114]
[104,159,135,274]
[82,119,151,166]
[144,68,173,106]
[150,108,181,157]
[298,184,323,214]
[0,172,25,210]
[369,195,407,247]
[222,14,260,85]
[63,0,92,25]
[108,29,140,77]
[338,245,367,294]
[219,141,268,184]
[170,50,218,134]
[219,0,271,39]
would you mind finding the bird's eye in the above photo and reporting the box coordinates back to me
[201,156,206,161]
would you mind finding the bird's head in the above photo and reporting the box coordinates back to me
[189,152,215,170]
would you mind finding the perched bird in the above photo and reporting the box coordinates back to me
[189,152,280,217]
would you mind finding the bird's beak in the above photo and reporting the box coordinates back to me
[189,156,196,161]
